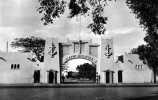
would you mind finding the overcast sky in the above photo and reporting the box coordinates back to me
[0,0,146,57]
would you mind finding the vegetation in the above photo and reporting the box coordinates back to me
[11,36,45,62]
[37,0,115,35]
[76,63,96,80]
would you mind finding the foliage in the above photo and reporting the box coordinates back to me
[126,0,158,47]
[127,0,158,82]
[131,45,152,65]
[11,36,45,62]
[37,0,114,34]
[76,63,96,80]
[38,0,66,25]
[126,0,158,34]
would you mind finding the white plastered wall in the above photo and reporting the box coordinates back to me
[43,38,60,83]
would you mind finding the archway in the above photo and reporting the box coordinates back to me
[61,59,96,84]
[43,38,114,84]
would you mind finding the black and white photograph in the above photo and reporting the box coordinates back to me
[0,0,158,100]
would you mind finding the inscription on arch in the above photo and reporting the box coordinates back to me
[63,54,97,64]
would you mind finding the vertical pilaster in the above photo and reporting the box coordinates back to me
[43,38,60,84]
[99,37,114,84]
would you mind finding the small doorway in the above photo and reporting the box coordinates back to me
[48,70,58,84]
[118,70,123,83]
[105,70,114,84]
[34,70,40,83]
[54,71,57,84]
[48,71,54,83]
[106,71,110,83]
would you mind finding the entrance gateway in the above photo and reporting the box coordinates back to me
[41,37,115,84]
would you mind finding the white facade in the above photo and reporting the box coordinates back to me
[0,51,34,83]
[0,37,155,84]
[114,53,154,83]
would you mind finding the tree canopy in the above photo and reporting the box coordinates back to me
[126,0,158,47]
[76,63,96,80]
[126,0,158,35]
[11,36,45,62]
[37,0,114,34]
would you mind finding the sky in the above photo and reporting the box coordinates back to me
[0,0,146,62]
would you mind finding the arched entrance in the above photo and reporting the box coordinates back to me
[61,59,96,84]
[43,38,114,84]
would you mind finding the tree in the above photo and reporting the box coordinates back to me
[127,0,158,83]
[76,63,96,80]
[37,0,114,35]
[11,36,45,62]
[126,0,158,34]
